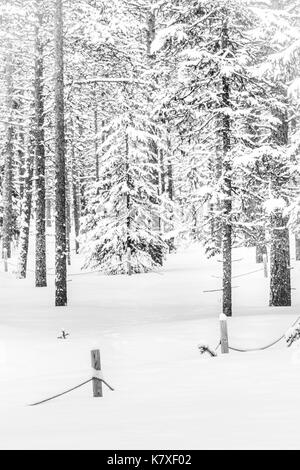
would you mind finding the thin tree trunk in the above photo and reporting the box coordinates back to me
[54,0,67,306]
[3,48,14,259]
[93,85,99,181]
[166,139,175,252]
[256,240,267,264]
[71,130,80,254]
[34,9,47,287]
[295,234,300,261]
[221,18,232,317]
[146,10,164,265]
[66,181,71,266]
[160,149,165,195]
[46,199,52,227]
[125,130,132,276]
[73,180,80,255]
[18,128,25,203]
[167,154,174,202]
[17,145,33,279]
[295,209,300,261]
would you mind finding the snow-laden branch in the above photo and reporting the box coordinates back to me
[67,77,144,86]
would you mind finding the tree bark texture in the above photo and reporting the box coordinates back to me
[54,0,67,306]
[34,10,47,287]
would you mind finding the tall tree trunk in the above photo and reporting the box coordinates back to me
[125,130,132,276]
[160,149,165,195]
[71,129,80,254]
[73,180,80,255]
[17,144,33,279]
[269,99,291,307]
[167,156,174,202]
[221,18,232,317]
[166,137,175,252]
[66,180,71,266]
[93,85,99,181]
[18,127,25,203]
[3,48,14,259]
[54,0,67,306]
[146,10,164,265]
[270,210,291,305]
[34,8,47,287]
[208,124,222,250]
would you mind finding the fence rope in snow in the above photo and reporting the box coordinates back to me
[225,315,300,354]
[29,377,114,407]
[228,334,285,352]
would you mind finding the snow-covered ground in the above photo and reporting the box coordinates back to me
[1,239,300,450]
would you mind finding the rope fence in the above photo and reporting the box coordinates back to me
[199,315,300,357]
[29,349,114,407]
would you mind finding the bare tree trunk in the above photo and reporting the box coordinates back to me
[146,10,164,264]
[256,240,267,264]
[269,97,291,307]
[166,138,175,252]
[66,180,71,266]
[159,149,165,195]
[73,180,80,255]
[167,154,174,202]
[34,8,47,287]
[3,48,14,259]
[125,130,132,276]
[93,85,99,181]
[221,18,232,317]
[296,234,300,261]
[46,199,52,227]
[18,127,25,204]
[270,211,291,306]
[54,0,67,306]
[17,144,33,279]
[71,128,80,254]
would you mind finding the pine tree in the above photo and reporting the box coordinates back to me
[80,105,166,275]
[153,0,262,315]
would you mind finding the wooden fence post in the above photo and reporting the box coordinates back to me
[3,248,8,273]
[91,349,103,397]
[263,254,268,278]
[220,313,229,354]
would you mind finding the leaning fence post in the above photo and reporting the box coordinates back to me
[91,349,103,397]
[263,254,268,278]
[3,248,8,273]
[220,314,229,354]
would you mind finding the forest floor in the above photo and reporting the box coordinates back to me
[1,239,300,450]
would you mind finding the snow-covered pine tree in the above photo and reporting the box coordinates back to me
[80,100,166,275]
[252,0,300,306]
[153,0,262,316]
